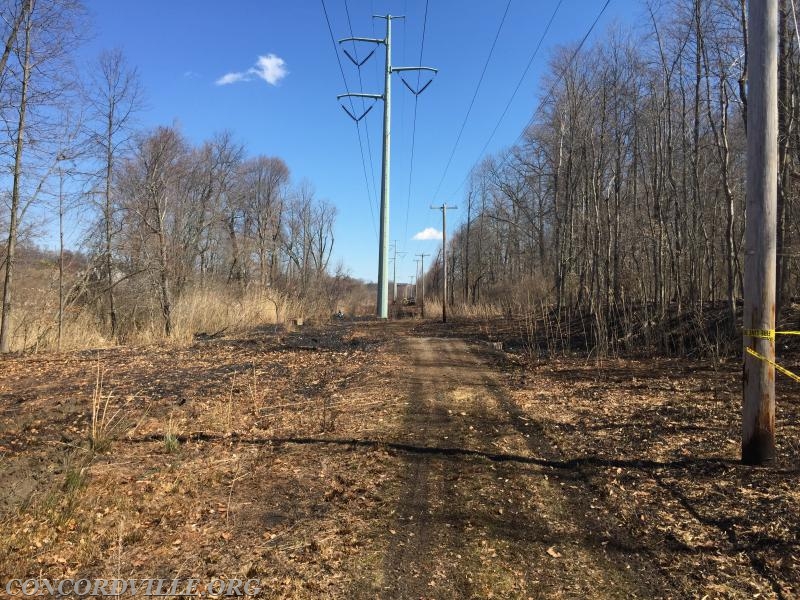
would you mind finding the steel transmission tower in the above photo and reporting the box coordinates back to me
[336,14,437,319]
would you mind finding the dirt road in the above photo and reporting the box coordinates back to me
[345,335,662,599]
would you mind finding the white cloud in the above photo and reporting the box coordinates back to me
[215,54,288,87]
[216,71,250,85]
[251,54,288,85]
[413,227,443,241]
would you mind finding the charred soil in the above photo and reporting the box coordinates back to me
[0,320,798,598]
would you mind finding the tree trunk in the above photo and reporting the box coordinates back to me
[157,220,172,337]
[0,8,32,353]
[776,0,791,315]
[58,168,64,352]
[105,114,117,336]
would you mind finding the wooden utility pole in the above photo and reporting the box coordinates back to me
[389,240,406,307]
[416,252,429,318]
[431,204,457,323]
[414,258,421,305]
[742,0,778,465]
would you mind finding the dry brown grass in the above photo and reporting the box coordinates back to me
[421,298,506,321]
[3,248,359,353]
[117,286,306,347]
[4,285,315,352]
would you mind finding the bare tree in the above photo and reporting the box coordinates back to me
[238,155,289,288]
[0,0,32,353]
[118,126,185,337]
[0,0,84,352]
[434,2,766,355]
[87,48,142,338]
[171,131,241,291]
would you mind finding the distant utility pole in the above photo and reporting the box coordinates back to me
[337,15,437,320]
[431,204,457,323]
[389,241,406,304]
[416,252,429,318]
[414,257,421,303]
[742,0,778,465]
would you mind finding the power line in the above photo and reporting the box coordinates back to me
[320,0,378,240]
[403,0,430,245]
[471,0,563,169]
[499,0,611,169]
[370,0,380,84]
[343,0,380,208]
[400,0,408,150]
[449,0,611,205]
[432,0,513,200]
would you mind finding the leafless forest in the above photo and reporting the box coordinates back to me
[422,0,800,357]
[0,0,363,353]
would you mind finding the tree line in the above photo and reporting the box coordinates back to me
[430,0,797,351]
[0,0,341,351]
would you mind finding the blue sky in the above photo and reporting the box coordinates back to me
[79,0,642,282]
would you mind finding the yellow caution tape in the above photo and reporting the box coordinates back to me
[743,329,800,339]
[743,328,775,340]
[745,347,800,384]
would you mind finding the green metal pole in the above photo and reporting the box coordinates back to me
[335,15,436,322]
[377,16,392,319]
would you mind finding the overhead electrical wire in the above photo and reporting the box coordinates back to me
[470,0,563,171]
[498,0,612,171]
[431,0,513,201]
[343,0,380,209]
[321,0,379,240]
[399,0,408,152]
[449,0,611,203]
[403,0,430,245]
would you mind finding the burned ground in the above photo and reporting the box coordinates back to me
[0,320,798,599]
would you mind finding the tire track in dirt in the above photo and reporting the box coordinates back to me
[379,338,472,599]
[373,335,668,599]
